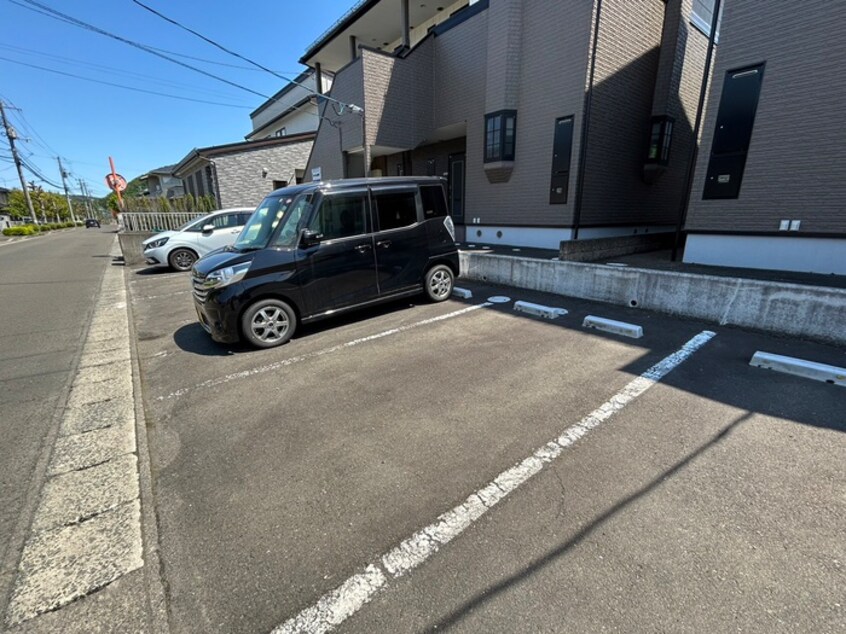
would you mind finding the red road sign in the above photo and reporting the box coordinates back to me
[105,173,127,192]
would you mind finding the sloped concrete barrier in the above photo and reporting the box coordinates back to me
[460,252,846,346]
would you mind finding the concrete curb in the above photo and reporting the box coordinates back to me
[460,252,846,346]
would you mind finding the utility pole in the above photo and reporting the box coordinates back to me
[57,157,77,223]
[78,178,93,216]
[0,100,37,224]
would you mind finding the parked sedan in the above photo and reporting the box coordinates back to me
[142,208,253,271]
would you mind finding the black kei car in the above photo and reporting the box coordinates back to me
[191,177,460,348]
[85,218,101,228]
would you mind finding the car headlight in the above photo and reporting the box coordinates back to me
[203,262,250,289]
[145,237,169,250]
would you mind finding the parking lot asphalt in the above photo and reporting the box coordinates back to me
[127,263,845,633]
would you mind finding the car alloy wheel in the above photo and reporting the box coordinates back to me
[169,248,197,272]
[241,299,297,348]
[425,264,454,302]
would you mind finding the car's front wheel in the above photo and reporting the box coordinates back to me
[168,248,197,272]
[424,264,454,302]
[241,298,297,348]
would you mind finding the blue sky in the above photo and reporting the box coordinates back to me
[0,0,353,197]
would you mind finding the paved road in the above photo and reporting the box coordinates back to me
[128,264,844,633]
[0,228,118,615]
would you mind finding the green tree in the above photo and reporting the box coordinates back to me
[185,193,195,212]
[160,196,172,212]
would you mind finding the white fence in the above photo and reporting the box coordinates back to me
[119,212,205,233]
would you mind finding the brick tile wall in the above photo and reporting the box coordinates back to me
[687,0,846,234]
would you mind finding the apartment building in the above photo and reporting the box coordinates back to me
[172,72,328,208]
[246,69,333,141]
[303,0,715,248]
[173,133,315,209]
[683,0,846,275]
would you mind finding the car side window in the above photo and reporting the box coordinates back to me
[420,184,448,219]
[237,212,251,226]
[308,193,367,241]
[372,189,418,231]
[210,214,240,229]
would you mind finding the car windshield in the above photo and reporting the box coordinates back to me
[233,193,311,250]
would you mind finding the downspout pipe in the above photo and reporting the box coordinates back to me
[671,0,722,261]
[571,0,603,241]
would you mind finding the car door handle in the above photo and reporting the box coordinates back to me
[377,239,392,248]
[230,229,240,234]
[355,244,372,253]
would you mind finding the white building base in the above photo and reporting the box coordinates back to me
[463,225,673,250]
[684,234,846,276]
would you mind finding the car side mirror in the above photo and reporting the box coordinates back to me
[202,223,215,234]
[300,229,323,247]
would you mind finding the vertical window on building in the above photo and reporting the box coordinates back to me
[426,159,436,176]
[703,63,765,199]
[646,115,674,165]
[691,0,721,38]
[484,111,517,163]
[549,115,574,204]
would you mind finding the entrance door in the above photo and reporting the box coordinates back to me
[299,190,378,314]
[448,153,465,223]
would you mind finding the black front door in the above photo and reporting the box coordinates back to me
[448,153,465,223]
[299,190,378,314]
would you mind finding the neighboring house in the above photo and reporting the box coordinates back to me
[140,165,184,199]
[246,69,333,141]
[683,1,846,275]
[303,0,716,248]
[173,133,315,209]
[0,188,12,229]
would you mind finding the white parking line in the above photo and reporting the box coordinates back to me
[157,303,494,401]
[273,330,717,634]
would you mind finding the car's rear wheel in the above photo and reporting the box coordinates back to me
[424,264,454,302]
[241,298,297,348]
[168,248,197,272]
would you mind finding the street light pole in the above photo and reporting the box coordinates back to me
[0,100,37,224]
[57,157,77,224]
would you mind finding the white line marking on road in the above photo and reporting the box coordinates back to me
[274,330,716,633]
[750,351,846,387]
[0,236,40,247]
[157,303,494,401]
[583,315,644,339]
[272,565,387,634]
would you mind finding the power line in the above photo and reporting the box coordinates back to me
[130,0,362,114]
[10,0,273,101]
[0,43,255,102]
[0,56,254,109]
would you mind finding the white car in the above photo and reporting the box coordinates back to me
[142,208,253,271]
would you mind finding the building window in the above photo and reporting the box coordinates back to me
[691,0,721,38]
[646,115,674,165]
[274,127,287,137]
[484,110,517,163]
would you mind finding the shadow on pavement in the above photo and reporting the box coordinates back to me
[173,323,240,357]
[426,413,751,632]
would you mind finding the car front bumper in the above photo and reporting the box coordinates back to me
[192,282,242,344]
[142,246,170,268]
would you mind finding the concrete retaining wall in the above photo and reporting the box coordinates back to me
[117,233,153,266]
[460,252,846,346]
[558,232,674,262]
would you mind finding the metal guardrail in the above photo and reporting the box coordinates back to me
[119,212,205,233]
